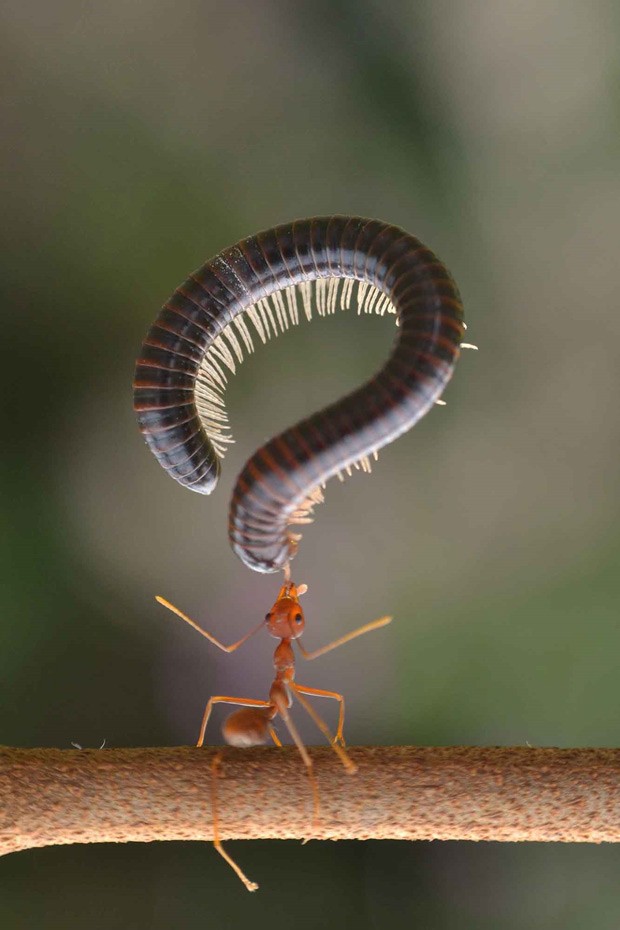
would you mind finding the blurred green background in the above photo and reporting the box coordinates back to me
[2,0,620,927]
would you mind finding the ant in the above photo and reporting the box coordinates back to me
[156,577,392,891]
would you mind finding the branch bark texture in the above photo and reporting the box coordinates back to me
[1,745,619,856]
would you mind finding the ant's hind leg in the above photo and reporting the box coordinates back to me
[210,752,258,892]
[274,700,320,829]
[268,726,283,747]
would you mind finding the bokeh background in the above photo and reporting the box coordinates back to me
[2,1,620,927]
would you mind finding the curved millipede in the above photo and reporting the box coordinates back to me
[133,216,464,574]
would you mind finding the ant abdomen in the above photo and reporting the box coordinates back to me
[222,707,272,747]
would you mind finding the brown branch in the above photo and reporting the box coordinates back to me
[1,745,619,856]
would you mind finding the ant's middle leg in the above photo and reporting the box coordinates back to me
[197,696,271,748]
[289,683,357,775]
[294,683,346,746]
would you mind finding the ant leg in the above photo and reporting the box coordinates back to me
[211,752,258,892]
[297,615,392,661]
[294,684,346,747]
[268,727,283,747]
[197,696,271,748]
[289,683,357,775]
[273,700,320,829]
[156,596,264,653]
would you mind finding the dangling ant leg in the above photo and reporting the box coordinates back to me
[211,752,258,892]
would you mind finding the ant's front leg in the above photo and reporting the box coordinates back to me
[156,597,264,653]
[297,615,392,661]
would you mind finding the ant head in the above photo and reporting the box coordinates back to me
[222,707,271,747]
[264,581,307,641]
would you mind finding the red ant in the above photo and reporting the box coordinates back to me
[157,579,391,891]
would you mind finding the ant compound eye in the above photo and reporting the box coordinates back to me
[265,612,272,622]
[294,613,303,624]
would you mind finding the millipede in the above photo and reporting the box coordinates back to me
[133,215,466,890]
[134,215,465,574]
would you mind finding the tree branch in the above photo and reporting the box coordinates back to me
[2,745,619,855]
